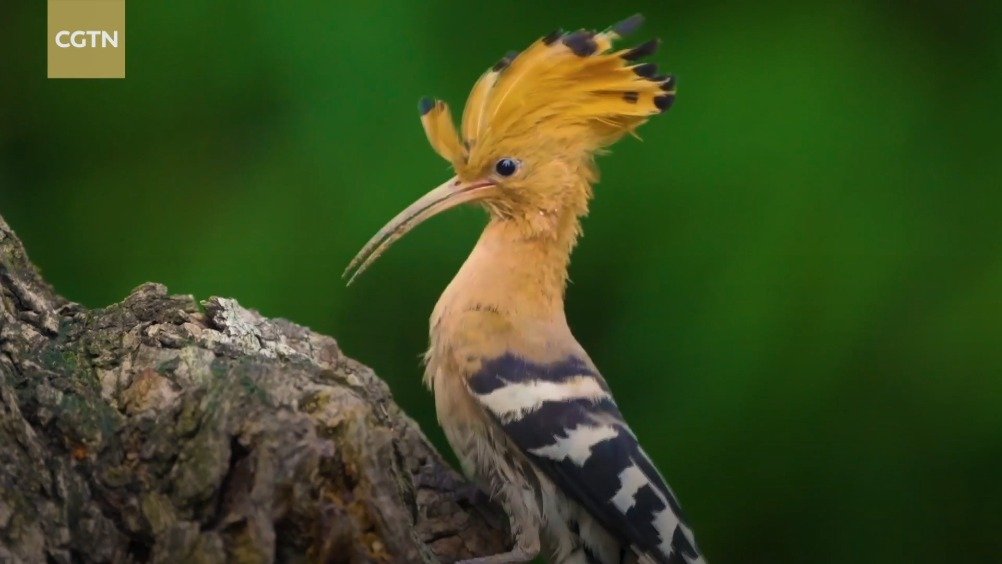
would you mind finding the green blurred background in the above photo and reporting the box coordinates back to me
[2,1,1001,561]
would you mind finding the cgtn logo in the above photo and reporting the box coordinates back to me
[47,0,125,78]
[54,30,120,49]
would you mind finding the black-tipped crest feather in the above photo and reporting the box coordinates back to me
[493,50,520,71]
[610,13,644,37]
[654,94,674,112]
[622,38,660,61]
[632,63,658,78]
[562,30,598,57]
[418,96,435,115]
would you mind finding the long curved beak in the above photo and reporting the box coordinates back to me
[343,176,496,285]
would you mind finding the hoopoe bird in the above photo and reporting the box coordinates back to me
[345,14,703,564]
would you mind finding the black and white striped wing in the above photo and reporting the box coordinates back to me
[467,354,703,564]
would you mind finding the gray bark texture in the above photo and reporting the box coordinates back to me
[0,214,508,563]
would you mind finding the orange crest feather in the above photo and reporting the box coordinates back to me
[420,14,675,166]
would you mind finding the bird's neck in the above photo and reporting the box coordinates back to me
[437,210,582,322]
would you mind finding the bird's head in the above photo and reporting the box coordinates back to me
[345,14,675,283]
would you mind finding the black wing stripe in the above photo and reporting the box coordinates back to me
[468,353,703,563]
[503,397,621,450]
[635,446,689,524]
[468,353,604,395]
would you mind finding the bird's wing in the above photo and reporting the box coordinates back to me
[466,353,703,564]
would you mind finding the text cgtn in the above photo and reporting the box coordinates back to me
[55,30,119,48]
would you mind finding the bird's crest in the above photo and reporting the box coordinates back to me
[420,14,675,167]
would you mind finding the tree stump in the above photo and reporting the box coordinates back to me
[0,214,507,563]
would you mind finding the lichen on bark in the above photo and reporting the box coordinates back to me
[0,214,506,563]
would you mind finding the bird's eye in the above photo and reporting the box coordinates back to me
[494,158,519,177]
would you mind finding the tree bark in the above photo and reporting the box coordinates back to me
[0,214,507,563]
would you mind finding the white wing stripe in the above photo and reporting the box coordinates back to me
[475,375,610,422]
[528,424,618,466]
[611,463,649,513]
[653,507,682,557]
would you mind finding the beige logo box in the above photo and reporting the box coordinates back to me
[48,0,126,79]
